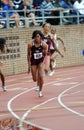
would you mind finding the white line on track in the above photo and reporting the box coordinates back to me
[57,82,84,117]
[6,67,84,83]
[19,81,84,130]
[7,68,84,130]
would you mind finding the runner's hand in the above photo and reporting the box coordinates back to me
[64,46,66,52]
[61,54,64,58]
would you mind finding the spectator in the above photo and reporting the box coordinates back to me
[73,0,84,22]
[59,0,73,8]
[0,0,5,9]
[12,0,39,26]
[33,0,43,8]
[12,0,23,10]
[2,0,20,27]
[41,0,62,25]
[0,0,6,28]
[40,0,55,16]
[52,0,65,24]
[0,13,6,29]
[32,0,44,16]
[0,19,6,28]
[59,0,78,23]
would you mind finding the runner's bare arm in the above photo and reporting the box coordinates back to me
[27,43,32,73]
[42,42,48,57]
[52,39,64,58]
[57,37,66,51]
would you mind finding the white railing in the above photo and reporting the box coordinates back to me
[0,8,84,28]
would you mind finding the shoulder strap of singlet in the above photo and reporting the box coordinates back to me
[32,41,34,46]
[32,40,43,47]
[44,33,51,38]
[40,40,43,46]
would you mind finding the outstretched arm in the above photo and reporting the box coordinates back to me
[57,37,66,51]
[42,41,48,57]
[52,39,64,58]
[27,43,32,73]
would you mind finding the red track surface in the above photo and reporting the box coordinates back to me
[0,66,84,130]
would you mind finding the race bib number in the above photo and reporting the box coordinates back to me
[44,39,47,43]
[34,52,42,59]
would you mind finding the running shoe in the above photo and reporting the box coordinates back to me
[45,71,52,76]
[35,86,39,91]
[52,61,56,68]
[39,91,43,97]
[48,71,55,76]
[2,86,7,92]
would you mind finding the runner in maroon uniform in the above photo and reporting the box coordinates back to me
[27,30,48,97]
[42,22,64,76]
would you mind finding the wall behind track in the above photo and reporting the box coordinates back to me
[0,24,84,76]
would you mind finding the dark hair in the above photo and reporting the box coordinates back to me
[32,30,44,39]
[42,22,51,28]
[0,38,6,52]
[51,28,56,32]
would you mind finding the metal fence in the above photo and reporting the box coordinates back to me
[0,8,84,28]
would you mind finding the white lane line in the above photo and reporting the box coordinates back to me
[58,82,84,117]
[7,87,35,119]
[8,87,27,90]
[5,67,84,83]
[7,84,56,130]
[7,72,84,129]
[7,77,72,130]
[19,75,84,130]
[19,77,83,129]
[54,82,78,85]
[19,89,84,130]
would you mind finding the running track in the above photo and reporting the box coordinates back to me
[0,66,84,130]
